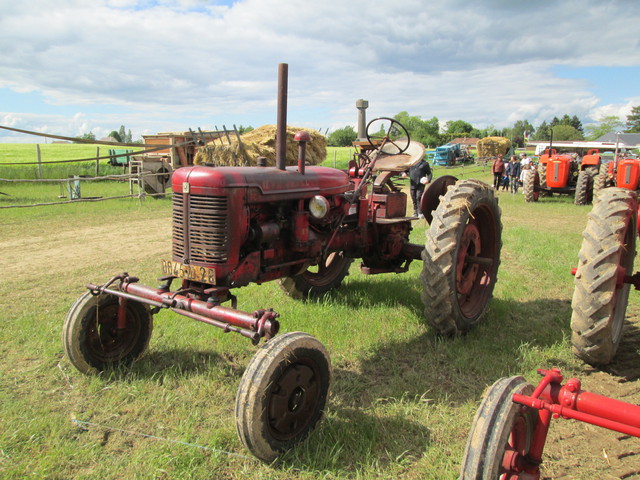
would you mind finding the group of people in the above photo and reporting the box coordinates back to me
[404,151,534,217]
[491,153,533,193]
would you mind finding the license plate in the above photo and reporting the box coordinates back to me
[161,259,216,284]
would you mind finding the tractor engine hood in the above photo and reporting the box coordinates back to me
[172,165,352,202]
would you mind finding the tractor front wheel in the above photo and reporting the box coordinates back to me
[421,179,502,335]
[278,252,352,300]
[63,291,153,374]
[523,169,539,202]
[235,332,331,462]
[574,169,592,205]
[460,376,538,479]
[571,187,638,365]
[593,169,610,198]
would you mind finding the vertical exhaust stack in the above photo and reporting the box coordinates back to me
[276,63,288,171]
[356,99,369,141]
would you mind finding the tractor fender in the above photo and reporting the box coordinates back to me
[419,175,458,224]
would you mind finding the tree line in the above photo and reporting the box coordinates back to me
[327,106,640,147]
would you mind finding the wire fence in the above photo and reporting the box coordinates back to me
[0,124,183,209]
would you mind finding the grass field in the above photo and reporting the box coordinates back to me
[1,144,638,478]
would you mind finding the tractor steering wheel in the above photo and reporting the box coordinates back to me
[366,117,410,155]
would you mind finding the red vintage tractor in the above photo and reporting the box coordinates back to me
[62,64,502,462]
[523,147,601,205]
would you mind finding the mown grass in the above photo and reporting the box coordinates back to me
[0,143,631,479]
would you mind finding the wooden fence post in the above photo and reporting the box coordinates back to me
[36,144,42,179]
[96,147,100,176]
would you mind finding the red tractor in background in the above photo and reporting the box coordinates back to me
[62,64,503,462]
[593,151,640,195]
[523,144,601,205]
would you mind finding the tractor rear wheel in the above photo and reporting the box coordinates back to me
[278,252,352,300]
[523,169,539,202]
[63,291,153,374]
[460,376,538,479]
[571,187,638,365]
[574,169,592,205]
[421,179,502,335]
[235,332,330,463]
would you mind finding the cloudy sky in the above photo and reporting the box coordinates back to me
[1,0,639,142]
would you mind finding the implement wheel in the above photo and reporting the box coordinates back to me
[421,179,502,335]
[63,291,152,374]
[235,332,331,462]
[571,187,638,365]
[460,376,538,479]
[278,252,352,300]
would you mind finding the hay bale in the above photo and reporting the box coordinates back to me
[194,125,326,166]
[476,136,511,159]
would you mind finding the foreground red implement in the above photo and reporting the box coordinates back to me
[461,368,640,479]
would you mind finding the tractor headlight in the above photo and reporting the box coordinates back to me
[309,195,330,219]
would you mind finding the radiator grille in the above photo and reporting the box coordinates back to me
[172,193,229,263]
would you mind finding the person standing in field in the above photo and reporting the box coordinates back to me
[403,156,432,218]
[509,155,522,194]
[492,154,505,189]
[502,157,511,191]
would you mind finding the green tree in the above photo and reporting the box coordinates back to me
[585,116,624,140]
[570,115,584,134]
[327,126,357,147]
[393,112,440,146]
[108,130,123,142]
[533,121,551,141]
[625,106,640,133]
[444,119,474,138]
[551,124,584,141]
[75,132,96,143]
[509,120,535,147]
[237,125,254,135]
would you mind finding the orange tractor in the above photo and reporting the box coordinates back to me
[523,146,602,205]
[593,152,640,196]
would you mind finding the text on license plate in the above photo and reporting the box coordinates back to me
[161,259,216,284]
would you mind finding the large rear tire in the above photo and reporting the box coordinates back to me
[460,376,538,479]
[278,252,352,300]
[235,332,330,462]
[571,187,638,365]
[63,291,153,374]
[421,180,502,335]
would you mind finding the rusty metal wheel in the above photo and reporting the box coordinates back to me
[63,291,152,374]
[278,251,352,300]
[235,332,330,462]
[421,179,502,335]
[571,187,638,365]
[460,376,539,480]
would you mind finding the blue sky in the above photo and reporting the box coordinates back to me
[1,0,639,142]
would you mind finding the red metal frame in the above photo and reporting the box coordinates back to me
[506,368,640,478]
